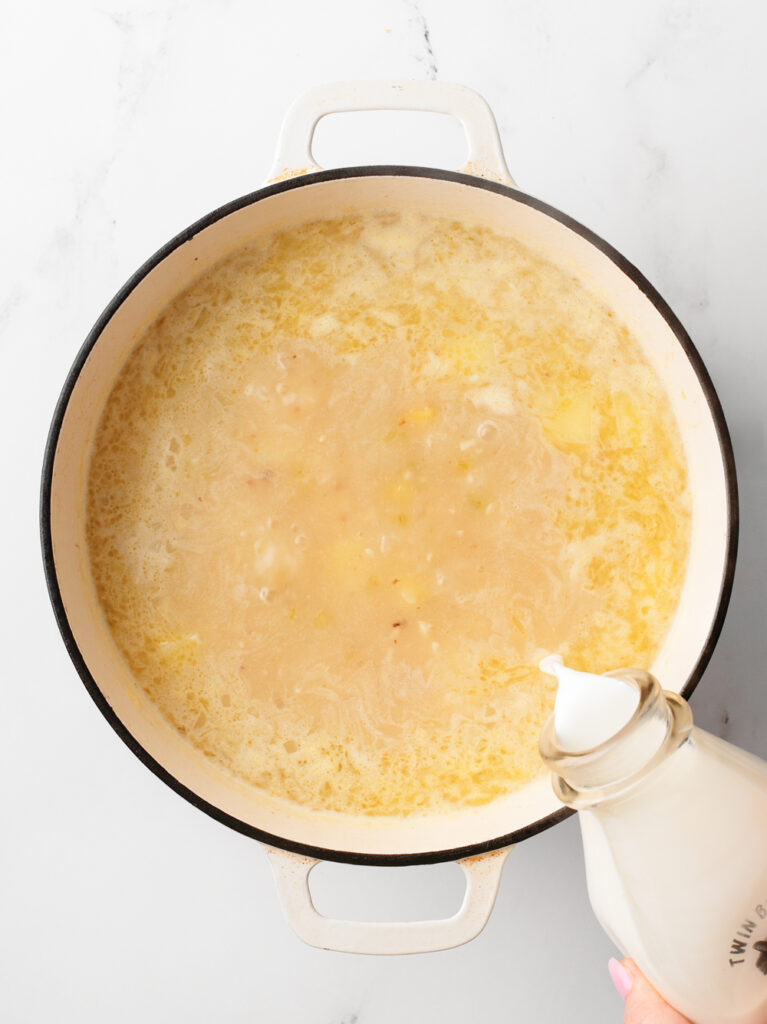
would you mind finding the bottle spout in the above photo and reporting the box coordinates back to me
[540,654,640,752]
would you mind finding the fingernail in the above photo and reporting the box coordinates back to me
[608,958,633,1000]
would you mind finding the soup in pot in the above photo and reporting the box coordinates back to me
[86,211,690,816]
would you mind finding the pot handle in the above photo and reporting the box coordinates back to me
[267,81,516,186]
[265,845,512,955]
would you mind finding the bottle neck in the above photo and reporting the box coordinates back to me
[539,669,693,809]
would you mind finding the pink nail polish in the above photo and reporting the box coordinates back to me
[608,958,633,1000]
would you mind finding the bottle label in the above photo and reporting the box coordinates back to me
[729,901,767,971]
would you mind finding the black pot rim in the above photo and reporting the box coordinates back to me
[40,164,739,866]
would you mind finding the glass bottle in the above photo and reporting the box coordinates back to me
[539,668,767,1024]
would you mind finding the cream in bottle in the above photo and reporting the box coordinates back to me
[539,659,767,1024]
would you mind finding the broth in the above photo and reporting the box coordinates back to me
[86,211,690,816]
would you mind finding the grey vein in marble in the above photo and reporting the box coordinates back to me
[405,0,438,79]
[625,54,658,89]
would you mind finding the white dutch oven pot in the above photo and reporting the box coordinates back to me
[41,82,737,955]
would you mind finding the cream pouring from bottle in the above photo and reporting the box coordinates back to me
[539,657,767,1024]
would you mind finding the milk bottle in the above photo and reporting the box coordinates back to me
[538,656,767,1024]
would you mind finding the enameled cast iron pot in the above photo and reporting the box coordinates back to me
[41,82,738,955]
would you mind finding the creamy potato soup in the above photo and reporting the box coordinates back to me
[87,211,690,816]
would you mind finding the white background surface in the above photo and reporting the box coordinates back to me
[2,1,766,1021]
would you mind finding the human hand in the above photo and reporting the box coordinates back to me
[609,958,692,1023]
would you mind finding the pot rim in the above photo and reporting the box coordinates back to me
[40,164,739,865]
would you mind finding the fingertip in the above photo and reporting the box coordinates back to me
[608,957,634,1000]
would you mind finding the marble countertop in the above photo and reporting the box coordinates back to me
[3,1,766,1021]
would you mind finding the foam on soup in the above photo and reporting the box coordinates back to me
[86,211,690,816]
